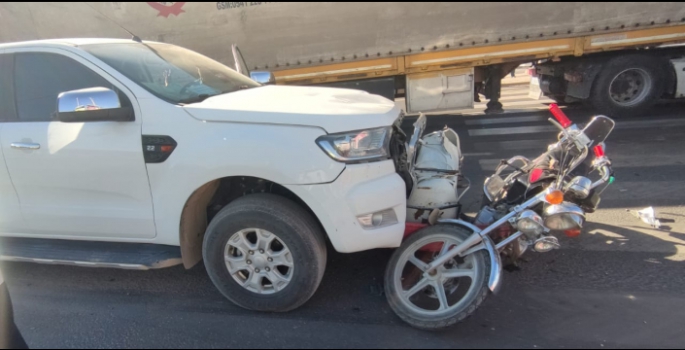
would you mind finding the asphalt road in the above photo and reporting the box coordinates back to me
[4,103,685,349]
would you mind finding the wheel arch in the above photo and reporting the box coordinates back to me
[178,176,325,269]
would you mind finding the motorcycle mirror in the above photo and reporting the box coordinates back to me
[582,115,615,146]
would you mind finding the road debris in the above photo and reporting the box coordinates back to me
[627,207,662,229]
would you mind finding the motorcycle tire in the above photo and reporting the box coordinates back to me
[385,224,491,331]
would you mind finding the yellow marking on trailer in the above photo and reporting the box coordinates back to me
[273,58,397,84]
[573,37,585,57]
[273,25,685,86]
[278,64,393,80]
[410,45,571,66]
[588,25,685,49]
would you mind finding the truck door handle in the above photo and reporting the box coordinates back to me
[11,142,41,150]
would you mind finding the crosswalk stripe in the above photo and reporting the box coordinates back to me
[465,115,547,125]
[615,118,685,129]
[472,139,552,151]
[468,125,557,136]
[476,94,546,103]
[468,117,685,137]
[477,157,678,173]
[473,99,555,109]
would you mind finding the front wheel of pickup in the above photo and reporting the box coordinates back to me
[203,194,327,312]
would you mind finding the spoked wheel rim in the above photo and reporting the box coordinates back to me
[392,233,485,317]
[224,228,294,295]
[609,68,652,107]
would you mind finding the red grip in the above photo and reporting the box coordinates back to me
[593,144,605,158]
[549,104,572,128]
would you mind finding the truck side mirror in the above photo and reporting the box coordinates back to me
[250,71,276,85]
[57,87,133,123]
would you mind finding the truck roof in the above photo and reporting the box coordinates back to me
[0,38,163,50]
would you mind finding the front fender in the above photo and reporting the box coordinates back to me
[138,100,346,246]
[481,235,503,293]
[438,219,503,293]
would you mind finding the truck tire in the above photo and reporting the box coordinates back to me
[589,55,667,117]
[203,193,327,312]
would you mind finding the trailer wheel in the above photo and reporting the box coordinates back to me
[590,55,666,117]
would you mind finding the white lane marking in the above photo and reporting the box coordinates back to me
[465,115,546,125]
[473,99,555,108]
[469,118,685,137]
[615,118,685,129]
[469,125,557,136]
[478,157,682,174]
[473,139,553,151]
[476,94,545,103]
[462,152,495,157]
[478,159,505,172]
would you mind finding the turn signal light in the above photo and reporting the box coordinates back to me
[545,190,564,205]
[564,229,581,238]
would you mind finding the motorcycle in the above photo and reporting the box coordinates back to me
[387,105,615,330]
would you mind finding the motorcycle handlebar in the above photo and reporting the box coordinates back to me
[591,165,612,189]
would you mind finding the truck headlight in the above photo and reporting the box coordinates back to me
[316,127,391,163]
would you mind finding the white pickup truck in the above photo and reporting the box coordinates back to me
[0,38,419,312]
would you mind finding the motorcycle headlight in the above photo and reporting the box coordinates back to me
[316,127,391,163]
[516,210,545,239]
[565,176,592,199]
[483,175,506,202]
[544,202,585,230]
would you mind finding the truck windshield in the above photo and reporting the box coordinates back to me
[82,43,260,104]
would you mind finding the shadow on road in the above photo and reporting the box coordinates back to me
[5,217,685,348]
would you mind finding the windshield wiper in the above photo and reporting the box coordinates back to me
[178,89,237,105]
[178,94,212,105]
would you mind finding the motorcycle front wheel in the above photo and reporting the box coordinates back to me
[385,224,491,331]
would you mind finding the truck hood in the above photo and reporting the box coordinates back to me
[182,85,401,133]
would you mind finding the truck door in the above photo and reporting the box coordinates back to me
[0,53,26,236]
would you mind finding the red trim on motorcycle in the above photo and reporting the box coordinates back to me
[529,168,544,183]
[403,222,427,238]
[549,104,572,128]
[593,144,605,158]
[564,229,582,238]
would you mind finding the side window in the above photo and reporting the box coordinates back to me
[13,52,130,122]
[0,54,16,122]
